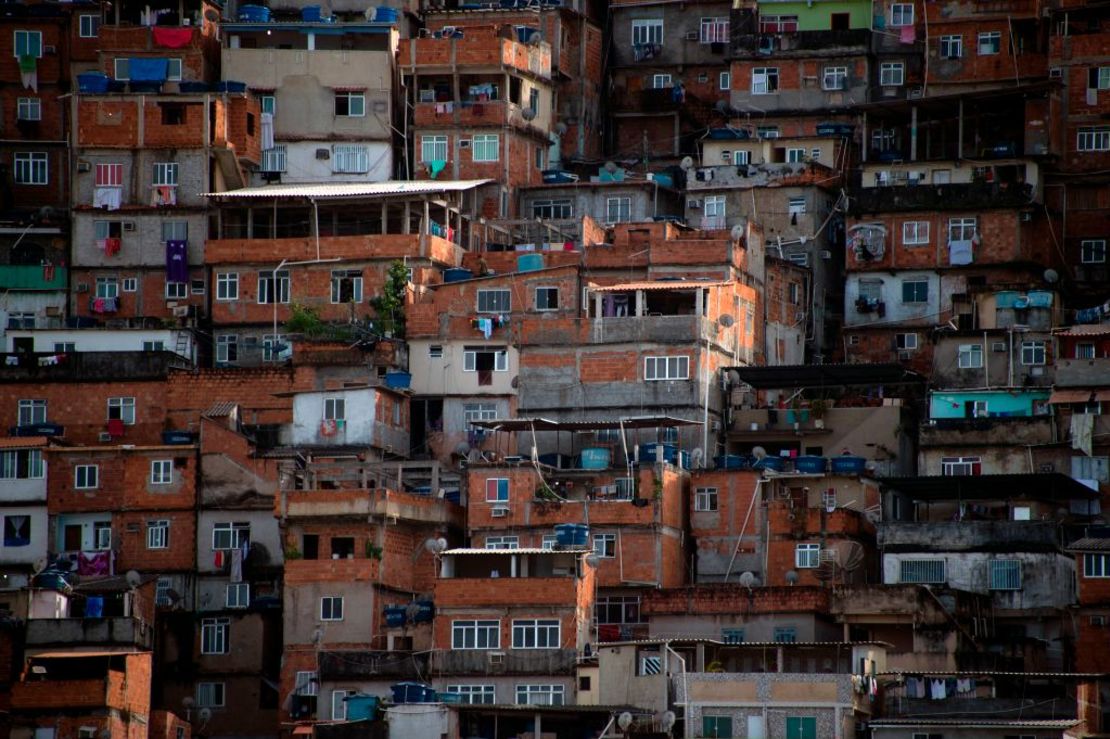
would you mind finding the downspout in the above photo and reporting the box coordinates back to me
[724,476,765,581]
[666,644,688,739]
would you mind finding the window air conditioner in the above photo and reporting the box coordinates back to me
[491,506,509,517]
[488,652,505,665]
[689,199,702,209]
[685,31,699,41]
[98,432,113,442]
[123,222,136,232]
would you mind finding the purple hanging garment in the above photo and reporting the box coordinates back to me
[165,240,189,283]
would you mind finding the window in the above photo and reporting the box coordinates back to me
[593,533,616,558]
[216,335,238,364]
[978,30,1002,55]
[153,162,178,187]
[330,690,349,721]
[535,286,559,311]
[3,515,31,548]
[722,627,745,644]
[1021,340,1046,366]
[644,355,690,381]
[0,449,44,479]
[261,145,286,173]
[535,145,544,170]
[942,455,981,475]
[516,685,564,706]
[14,30,42,57]
[257,270,290,304]
[900,559,946,583]
[17,399,46,426]
[75,464,99,489]
[512,619,560,649]
[990,559,1021,590]
[948,217,977,243]
[700,17,729,43]
[334,92,365,117]
[785,717,817,739]
[631,19,663,46]
[429,345,444,359]
[260,95,276,115]
[16,97,40,121]
[940,34,962,58]
[150,460,173,485]
[1077,343,1096,359]
[756,126,780,139]
[196,682,226,708]
[788,197,806,215]
[472,134,499,162]
[531,199,572,219]
[902,279,928,303]
[161,221,188,242]
[694,487,718,512]
[786,148,807,163]
[96,277,119,300]
[903,221,929,245]
[752,67,779,94]
[477,288,511,313]
[14,152,47,185]
[444,685,495,704]
[464,403,497,422]
[822,66,847,90]
[958,344,983,369]
[94,521,112,549]
[1084,554,1110,578]
[759,15,798,32]
[463,347,507,374]
[330,270,363,303]
[119,278,137,293]
[147,520,169,549]
[719,71,731,90]
[485,535,519,549]
[320,596,344,621]
[485,478,509,502]
[773,626,797,643]
[651,73,672,89]
[596,596,641,624]
[703,716,733,738]
[154,577,173,606]
[898,333,918,351]
[212,522,250,550]
[606,197,631,224]
[420,135,448,162]
[200,617,230,654]
[332,145,369,173]
[7,312,34,329]
[1078,126,1110,152]
[1081,239,1107,264]
[795,543,821,569]
[452,619,500,649]
[107,396,135,425]
[226,583,249,608]
[890,3,914,26]
[880,62,905,86]
[166,281,187,299]
[541,534,558,550]
[215,273,239,301]
[294,671,318,696]
[705,194,726,219]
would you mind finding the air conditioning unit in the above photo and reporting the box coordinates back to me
[98,432,113,442]
[418,89,435,102]
[77,161,91,173]
[243,336,259,346]
[441,26,456,35]
[685,31,699,41]
[126,522,141,533]
[123,221,136,232]
[1049,67,1063,78]
[907,87,923,99]
[172,306,190,317]
[44,45,56,54]
[991,342,1006,352]
[459,139,471,148]
[1030,366,1044,377]
[689,199,702,209]
[315,148,331,160]
[491,506,509,517]
[75,282,89,293]
[819,250,832,259]
[488,652,505,665]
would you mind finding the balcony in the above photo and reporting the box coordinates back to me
[919,416,1055,446]
[431,648,577,675]
[24,617,153,649]
[877,520,1061,551]
[1056,358,1110,388]
[398,33,552,80]
[278,488,464,527]
[517,315,717,347]
[284,557,379,585]
[0,351,190,382]
[319,650,430,680]
[848,181,1035,215]
[11,672,126,711]
[435,576,581,607]
[413,100,541,131]
[204,234,460,268]
[732,29,870,58]
[0,265,67,291]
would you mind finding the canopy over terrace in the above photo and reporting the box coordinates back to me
[466,415,703,471]
[203,180,493,246]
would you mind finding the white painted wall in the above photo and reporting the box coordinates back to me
[53,513,112,552]
[6,328,194,359]
[408,340,518,396]
[255,141,393,185]
[196,510,283,574]
[0,506,48,566]
[292,388,378,447]
[843,271,940,328]
[882,551,1075,609]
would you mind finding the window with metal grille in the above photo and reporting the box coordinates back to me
[900,559,946,584]
[989,559,1021,590]
[261,145,287,173]
[147,520,169,549]
[332,145,369,174]
[795,543,820,568]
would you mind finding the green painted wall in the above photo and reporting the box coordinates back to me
[756,0,872,31]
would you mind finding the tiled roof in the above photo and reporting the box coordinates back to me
[0,436,48,449]
[1066,537,1110,551]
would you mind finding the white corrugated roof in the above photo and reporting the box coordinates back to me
[204,180,493,199]
[443,547,591,555]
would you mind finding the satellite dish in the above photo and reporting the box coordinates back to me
[680,156,695,171]
[617,712,634,731]
[454,442,471,457]
[33,557,48,574]
[555,122,568,135]
[125,570,142,589]
[660,711,676,730]
[585,553,601,568]
[785,569,799,585]
[198,707,212,722]
[1044,268,1059,283]
[511,375,519,389]
[527,33,542,46]
[718,314,735,328]
[691,448,704,468]
[182,696,195,710]
[425,537,448,554]
[739,571,756,588]
[522,107,537,121]
[203,8,219,21]
[604,161,618,173]
[714,99,729,113]
[467,449,483,463]
[730,224,745,241]
[751,446,767,460]
[727,370,741,385]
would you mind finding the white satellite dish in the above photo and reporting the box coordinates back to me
[730,224,745,241]
[691,448,704,468]
[181,696,195,710]
[739,571,756,588]
[785,569,799,585]
[522,107,537,121]
[425,537,448,554]
[555,121,568,135]
[198,707,212,722]
[617,712,634,731]
[125,570,142,589]
[585,553,601,568]
[604,161,618,173]
[680,156,694,170]
[1044,268,1059,283]
[752,446,767,460]
[660,711,676,730]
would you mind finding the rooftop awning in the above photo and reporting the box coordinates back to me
[588,280,732,292]
[1049,389,1094,404]
[468,416,703,432]
[728,363,924,389]
[879,473,1100,501]
[204,180,493,200]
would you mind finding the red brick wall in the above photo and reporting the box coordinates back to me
[1,380,168,446]
[116,509,197,572]
[70,267,206,322]
[842,326,935,372]
[164,367,301,428]
[643,584,830,616]
[1078,560,1110,605]
[46,446,196,513]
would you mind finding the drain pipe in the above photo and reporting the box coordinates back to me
[666,643,689,739]
[724,476,766,581]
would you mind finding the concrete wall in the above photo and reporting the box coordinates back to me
[283,580,375,646]
[519,185,682,225]
[649,613,840,642]
[409,340,518,396]
[844,270,939,328]
[930,336,1055,391]
[71,210,209,268]
[254,141,393,184]
[386,704,453,739]
[0,506,48,566]
[52,512,112,551]
[291,388,408,453]
[0,293,66,335]
[882,552,1075,609]
[597,644,669,713]
[6,329,194,359]
[196,510,283,574]
[928,390,1050,419]
[73,150,209,210]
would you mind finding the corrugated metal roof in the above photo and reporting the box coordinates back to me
[0,436,48,449]
[588,280,732,292]
[600,638,892,648]
[443,547,591,555]
[203,180,493,199]
[468,416,702,432]
[1066,537,1110,551]
[203,401,238,418]
[869,719,1081,728]
[880,670,1107,677]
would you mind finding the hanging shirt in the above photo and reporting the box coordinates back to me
[165,240,189,282]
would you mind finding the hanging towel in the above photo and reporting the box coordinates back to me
[948,239,973,265]
[78,551,111,576]
[129,57,170,82]
[152,185,176,206]
[230,548,243,583]
[1071,412,1095,457]
[42,262,55,283]
[900,25,916,43]
[165,240,189,282]
[104,237,121,256]
[260,112,274,150]
[106,418,126,437]
[94,186,122,210]
[152,27,194,48]
[19,54,37,92]
[476,317,493,339]
[214,550,225,568]
[428,160,447,178]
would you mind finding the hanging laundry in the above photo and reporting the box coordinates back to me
[900,25,916,43]
[5,355,20,366]
[128,57,170,82]
[165,240,189,282]
[428,160,447,178]
[42,262,55,283]
[948,239,973,265]
[152,186,176,206]
[1071,411,1095,457]
[930,678,947,700]
[106,418,126,437]
[214,550,225,568]
[475,317,493,339]
[93,186,122,210]
[260,112,274,150]
[152,27,194,48]
[19,54,37,92]
[78,551,112,576]
[104,237,121,256]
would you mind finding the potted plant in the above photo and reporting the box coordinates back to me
[366,542,384,560]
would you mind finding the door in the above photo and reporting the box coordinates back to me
[64,524,83,551]
[830,12,850,29]
[302,534,319,560]
[12,337,33,353]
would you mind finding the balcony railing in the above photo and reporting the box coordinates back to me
[11,672,126,710]
[877,520,1061,551]
[849,182,1035,214]
[731,28,871,57]
[431,648,577,675]
[25,617,153,649]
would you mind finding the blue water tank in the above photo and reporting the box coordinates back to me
[373,6,399,22]
[443,267,473,283]
[77,72,110,93]
[714,454,749,470]
[383,606,407,628]
[384,371,411,390]
[301,5,322,20]
[85,596,104,618]
[831,455,867,474]
[579,447,610,469]
[391,683,430,704]
[517,253,544,272]
[237,4,271,21]
[345,695,379,720]
[794,456,828,474]
[752,456,785,472]
[413,600,434,623]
